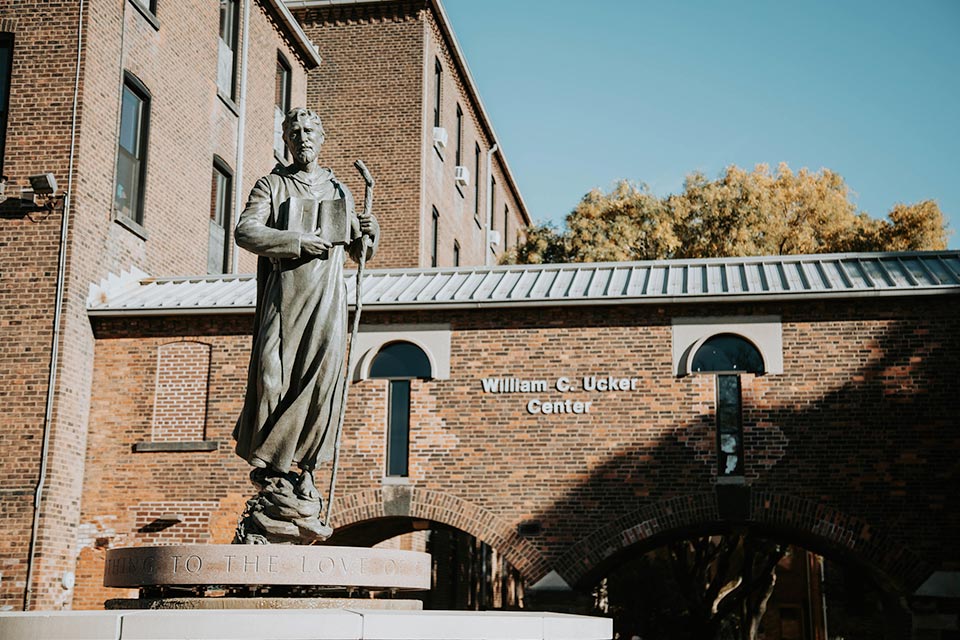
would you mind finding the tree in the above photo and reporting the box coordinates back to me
[507,164,949,264]
[597,535,787,640]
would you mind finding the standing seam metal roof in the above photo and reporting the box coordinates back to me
[86,251,960,316]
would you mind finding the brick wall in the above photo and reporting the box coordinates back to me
[421,8,525,268]
[293,0,528,270]
[0,0,86,611]
[295,2,425,269]
[71,294,960,607]
[0,0,310,610]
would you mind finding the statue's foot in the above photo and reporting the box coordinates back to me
[296,470,321,501]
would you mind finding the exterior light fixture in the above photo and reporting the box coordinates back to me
[29,173,58,196]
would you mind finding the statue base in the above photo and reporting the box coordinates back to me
[103,544,431,608]
[105,596,421,610]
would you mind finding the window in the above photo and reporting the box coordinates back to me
[369,342,432,478]
[275,54,291,159]
[115,73,150,226]
[217,0,239,99]
[503,205,509,249]
[455,104,463,167]
[431,207,439,267]
[208,158,233,274]
[453,241,460,267]
[490,177,496,225]
[691,334,765,374]
[0,33,12,179]
[691,334,764,477]
[131,0,157,15]
[433,58,442,128]
[473,143,481,223]
[715,375,743,475]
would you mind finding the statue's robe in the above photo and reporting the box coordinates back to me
[233,164,379,473]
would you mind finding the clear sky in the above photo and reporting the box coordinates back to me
[442,0,960,249]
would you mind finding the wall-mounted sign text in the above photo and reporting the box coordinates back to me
[480,376,640,415]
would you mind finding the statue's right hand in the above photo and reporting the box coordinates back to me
[300,233,332,257]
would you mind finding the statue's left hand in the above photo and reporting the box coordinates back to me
[358,211,375,237]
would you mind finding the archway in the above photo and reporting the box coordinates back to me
[325,515,526,611]
[555,493,925,639]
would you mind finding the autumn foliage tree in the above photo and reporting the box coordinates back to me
[509,163,948,264]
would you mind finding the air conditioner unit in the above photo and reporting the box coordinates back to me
[454,165,470,186]
[488,229,502,247]
[432,126,448,150]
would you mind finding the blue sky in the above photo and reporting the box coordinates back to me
[443,0,960,248]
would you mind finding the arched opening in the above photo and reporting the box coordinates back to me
[327,516,526,611]
[584,523,911,640]
[368,341,432,478]
[691,333,765,375]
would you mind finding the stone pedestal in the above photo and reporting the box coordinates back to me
[103,544,429,610]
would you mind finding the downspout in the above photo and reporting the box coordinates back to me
[484,143,498,266]
[231,0,252,273]
[24,0,85,611]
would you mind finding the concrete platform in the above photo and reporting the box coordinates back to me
[0,609,612,640]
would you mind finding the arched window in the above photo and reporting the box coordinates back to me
[369,342,432,478]
[691,334,764,375]
[692,334,764,478]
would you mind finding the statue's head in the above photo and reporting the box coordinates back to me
[282,108,326,168]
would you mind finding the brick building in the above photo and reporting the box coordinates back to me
[72,251,960,637]
[0,0,320,610]
[287,0,531,269]
[1,1,958,638]
[0,0,532,613]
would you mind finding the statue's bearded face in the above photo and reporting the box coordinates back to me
[285,118,324,167]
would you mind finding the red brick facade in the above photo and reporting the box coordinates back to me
[69,293,960,609]
[0,0,312,610]
[293,0,528,270]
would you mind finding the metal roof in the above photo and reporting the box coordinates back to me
[86,251,960,317]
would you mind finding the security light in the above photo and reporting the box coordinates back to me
[28,173,57,196]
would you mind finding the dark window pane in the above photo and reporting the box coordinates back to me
[433,58,441,127]
[455,104,462,166]
[386,380,410,477]
[119,86,141,154]
[219,0,236,46]
[692,334,764,374]
[474,144,481,217]
[0,42,11,106]
[716,375,743,475]
[115,76,149,224]
[431,207,439,267]
[370,342,432,379]
[208,163,232,274]
[217,0,238,97]
[275,58,290,111]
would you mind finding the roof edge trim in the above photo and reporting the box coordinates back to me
[87,286,960,318]
[265,0,323,68]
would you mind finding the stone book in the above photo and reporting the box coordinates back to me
[281,197,350,245]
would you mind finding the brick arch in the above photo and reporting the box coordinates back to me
[552,491,930,593]
[331,487,551,583]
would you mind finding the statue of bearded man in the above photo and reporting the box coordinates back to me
[232,107,379,543]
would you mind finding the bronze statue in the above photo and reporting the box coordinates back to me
[233,107,379,544]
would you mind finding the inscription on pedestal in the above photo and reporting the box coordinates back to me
[104,545,430,590]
